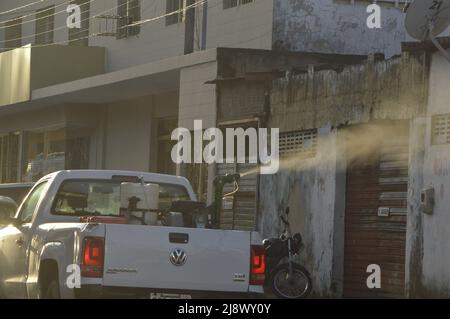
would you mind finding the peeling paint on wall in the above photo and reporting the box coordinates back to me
[273,0,411,57]
[260,53,430,297]
[259,127,341,297]
[417,52,450,298]
[270,53,429,132]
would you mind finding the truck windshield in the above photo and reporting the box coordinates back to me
[51,180,190,216]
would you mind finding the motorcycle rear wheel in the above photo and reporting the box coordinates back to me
[270,263,312,299]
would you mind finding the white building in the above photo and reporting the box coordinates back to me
[0,0,432,207]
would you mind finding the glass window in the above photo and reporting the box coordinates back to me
[116,0,141,39]
[21,127,90,182]
[53,180,121,216]
[22,128,66,182]
[4,17,22,49]
[0,133,20,183]
[52,180,190,216]
[159,183,191,210]
[17,181,48,223]
[166,0,186,26]
[35,6,55,45]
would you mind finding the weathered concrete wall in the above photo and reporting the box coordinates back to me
[270,53,429,132]
[217,48,364,78]
[414,51,450,297]
[259,126,345,297]
[273,0,411,57]
[206,0,274,50]
[405,117,426,298]
[263,53,430,297]
[215,48,366,125]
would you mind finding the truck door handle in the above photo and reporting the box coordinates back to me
[169,233,189,244]
[16,238,24,247]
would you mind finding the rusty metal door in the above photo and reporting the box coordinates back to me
[343,123,409,298]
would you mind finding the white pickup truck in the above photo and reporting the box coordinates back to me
[0,170,265,299]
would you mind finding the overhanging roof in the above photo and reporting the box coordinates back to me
[0,48,218,117]
[0,47,367,117]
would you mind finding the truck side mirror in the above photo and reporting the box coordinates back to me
[0,196,18,224]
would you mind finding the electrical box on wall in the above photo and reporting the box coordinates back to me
[420,187,435,215]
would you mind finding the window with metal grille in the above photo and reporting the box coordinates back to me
[35,6,54,45]
[166,0,186,26]
[279,130,318,158]
[116,0,141,39]
[334,0,410,9]
[223,0,254,10]
[432,114,450,145]
[4,17,22,49]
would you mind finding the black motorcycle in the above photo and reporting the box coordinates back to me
[263,207,312,299]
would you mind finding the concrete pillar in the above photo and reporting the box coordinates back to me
[405,117,426,298]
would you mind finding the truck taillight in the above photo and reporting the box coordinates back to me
[81,237,105,278]
[250,245,265,285]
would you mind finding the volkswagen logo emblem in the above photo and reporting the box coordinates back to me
[170,248,187,266]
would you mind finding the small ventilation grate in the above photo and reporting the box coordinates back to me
[432,114,450,145]
[279,129,318,157]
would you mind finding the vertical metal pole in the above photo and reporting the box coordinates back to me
[201,0,208,50]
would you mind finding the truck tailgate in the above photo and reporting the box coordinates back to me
[103,224,251,292]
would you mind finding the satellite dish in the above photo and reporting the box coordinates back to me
[405,0,450,61]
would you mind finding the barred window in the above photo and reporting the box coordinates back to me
[4,17,22,49]
[35,6,54,45]
[117,0,141,39]
[223,0,254,10]
[279,130,318,158]
[166,0,186,26]
[334,0,410,8]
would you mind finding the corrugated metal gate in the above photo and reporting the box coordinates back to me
[217,162,258,231]
[216,120,260,231]
[344,123,409,298]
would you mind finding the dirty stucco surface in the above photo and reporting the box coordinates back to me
[260,53,429,297]
[273,0,410,57]
[417,52,450,297]
[259,127,342,297]
[270,53,428,131]
[404,52,450,299]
